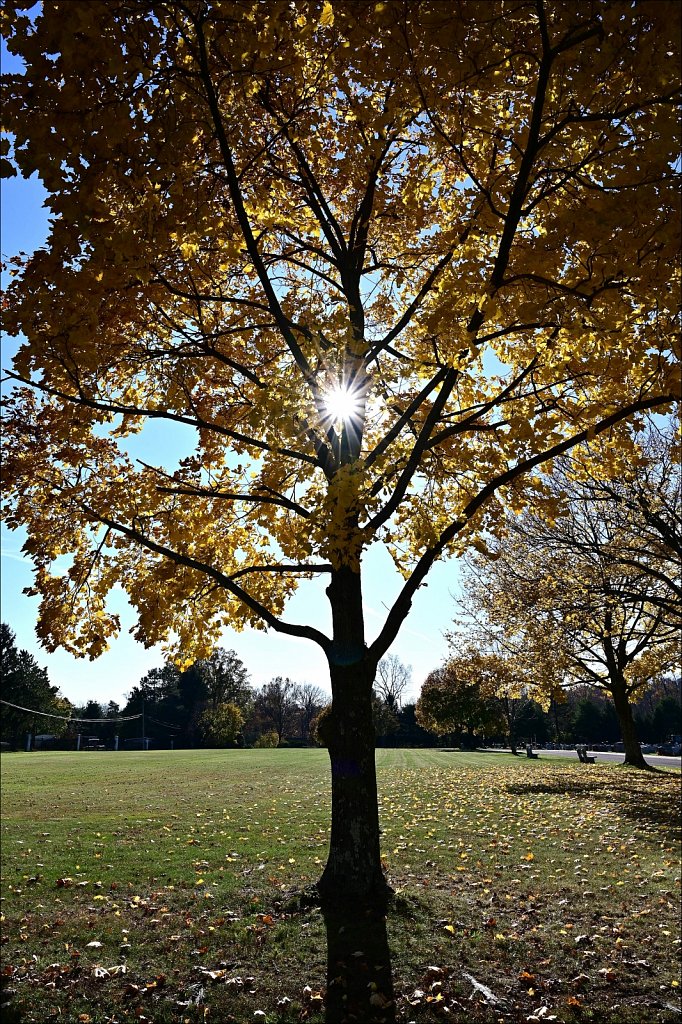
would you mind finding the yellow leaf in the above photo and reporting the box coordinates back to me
[320,2,334,27]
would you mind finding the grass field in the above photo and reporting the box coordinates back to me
[1,748,680,1023]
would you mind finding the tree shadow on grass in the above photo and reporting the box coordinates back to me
[321,900,395,1023]
[505,771,681,835]
[277,885,396,1022]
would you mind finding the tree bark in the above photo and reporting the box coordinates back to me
[317,565,391,905]
[610,676,649,769]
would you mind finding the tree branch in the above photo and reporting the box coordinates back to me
[4,371,320,468]
[78,503,331,652]
[369,391,675,661]
[155,484,312,519]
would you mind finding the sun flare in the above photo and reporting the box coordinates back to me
[323,385,362,423]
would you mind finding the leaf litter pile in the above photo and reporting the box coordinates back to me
[1,748,679,1023]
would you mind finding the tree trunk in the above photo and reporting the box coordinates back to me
[503,696,518,755]
[551,697,562,745]
[317,566,391,906]
[610,677,648,769]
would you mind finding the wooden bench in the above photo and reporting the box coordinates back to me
[576,744,596,764]
[525,744,539,759]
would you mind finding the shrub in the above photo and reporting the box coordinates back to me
[253,730,279,748]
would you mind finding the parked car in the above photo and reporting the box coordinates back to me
[640,744,657,754]
[657,742,682,756]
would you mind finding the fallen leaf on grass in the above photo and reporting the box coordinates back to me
[526,1007,557,1022]
[302,985,324,1008]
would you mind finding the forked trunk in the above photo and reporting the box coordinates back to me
[317,565,391,905]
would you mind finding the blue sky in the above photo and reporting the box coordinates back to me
[0,161,459,709]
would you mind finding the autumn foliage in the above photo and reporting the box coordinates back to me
[1,0,680,900]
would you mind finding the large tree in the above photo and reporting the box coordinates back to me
[1,2,679,901]
[460,458,680,768]
[253,676,299,744]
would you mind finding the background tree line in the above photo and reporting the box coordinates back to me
[2,623,679,753]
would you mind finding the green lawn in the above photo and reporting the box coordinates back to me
[1,748,680,1023]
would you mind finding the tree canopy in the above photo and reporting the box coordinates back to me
[1,0,679,899]
[415,654,506,742]
[2,0,678,662]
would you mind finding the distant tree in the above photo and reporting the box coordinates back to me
[416,658,505,748]
[0,623,67,747]
[375,655,412,712]
[122,652,252,746]
[651,697,682,744]
[139,663,183,700]
[121,662,183,743]
[310,706,333,749]
[513,699,551,746]
[95,700,121,744]
[430,646,546,754]
[72,700,105,742]
[199,649,251,712]
[573,698,607,744]
[199,701,244,747]
[294,683,328,744]
[81,700,103,721]
[372,691,400,746]
[254,677,298,744]
[395,703,440,748]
